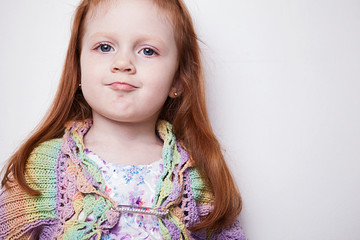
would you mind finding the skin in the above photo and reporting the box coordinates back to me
[80,0,180,165]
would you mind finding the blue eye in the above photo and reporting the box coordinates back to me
[97,44,113,52]
[142,48,156,56]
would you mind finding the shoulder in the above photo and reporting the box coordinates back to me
[23,138,62,186]
[187,167,213,204]
[30,138,62,160]
[25,138,62,188]
[185,168,247,239]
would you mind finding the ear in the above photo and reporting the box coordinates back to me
[168,80,183,98]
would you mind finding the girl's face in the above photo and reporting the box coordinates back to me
[80,0,178,125]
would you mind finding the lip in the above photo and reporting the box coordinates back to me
[108,82,138,91]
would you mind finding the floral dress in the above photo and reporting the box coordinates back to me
[85,149,164,240]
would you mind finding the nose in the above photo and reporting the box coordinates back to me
[111,53,136,74]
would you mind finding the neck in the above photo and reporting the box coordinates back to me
[84,115,160,148]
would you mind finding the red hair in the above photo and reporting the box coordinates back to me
[1,0,242,232]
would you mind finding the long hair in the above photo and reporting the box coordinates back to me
[1,0,242,232]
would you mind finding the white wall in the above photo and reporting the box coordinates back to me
[1,0,360,239]
[0,0,77,166]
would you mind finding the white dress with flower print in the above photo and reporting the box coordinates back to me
[85,149,164,240]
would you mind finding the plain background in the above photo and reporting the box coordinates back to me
[1,0,360,239]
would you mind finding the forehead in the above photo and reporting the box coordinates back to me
[84,0,174,34]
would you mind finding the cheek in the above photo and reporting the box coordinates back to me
[159,60,179,86]
[80,58,102,85]
[80,60,99,101]
[80,54,90,83]
[80,50,98,73]
[153,73,175,95]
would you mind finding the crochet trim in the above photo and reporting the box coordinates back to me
[54,119,202,239]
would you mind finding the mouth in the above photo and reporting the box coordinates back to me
[108,82,138,91]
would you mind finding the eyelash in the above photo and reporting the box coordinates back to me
[94,43,159,56]
[95,43,114,53]
[140,47,158,56]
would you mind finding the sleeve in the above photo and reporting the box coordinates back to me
[209,219,247,240]
[0,139,61,240]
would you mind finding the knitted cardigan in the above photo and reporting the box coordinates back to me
[0,120,246,240]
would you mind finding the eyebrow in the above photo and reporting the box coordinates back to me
[87,32,115,41]
[134,36,168,50]
[87,32,169,51]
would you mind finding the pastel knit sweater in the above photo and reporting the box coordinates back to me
[0,120,246,240]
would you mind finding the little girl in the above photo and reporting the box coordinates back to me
[0,0,246,239]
